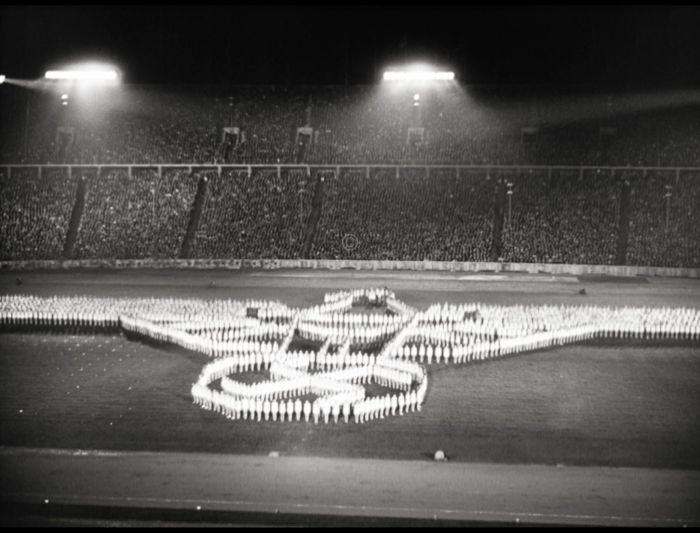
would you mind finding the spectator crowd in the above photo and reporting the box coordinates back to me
[1,85,699,268]
[2,85,699,167]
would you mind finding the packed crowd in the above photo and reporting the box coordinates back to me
[1,164,699,267]
[311,168,494,261]
[73,168,198,259]
[0,167,77,260]
[2,85,700,167]
[501,169,621,264]
[191,168,313,259]
[627,170,700,268]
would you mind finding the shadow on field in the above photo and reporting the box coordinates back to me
[0,501,557,528]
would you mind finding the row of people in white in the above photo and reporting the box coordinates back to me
[193,314,426,424]
[5,292,699,426]
[301,311,405,327]
[0,295,298,334]
[4,295,698,350]
[190,322,289,341]
[0,295,257,328]
[354,386,425,424]
[306,296,354,317]
[386,296,418,317]
[191,384,425,424]
[296,323,399,345]
[418,303,700,340]
[169,317,260,333]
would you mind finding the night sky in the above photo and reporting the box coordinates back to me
[2,4,700,88]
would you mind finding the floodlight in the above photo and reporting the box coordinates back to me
[383,70,455,81]
[61,94,69,100]
[45,69,119,82]
[413,93,420,101]
[0,74,5,85]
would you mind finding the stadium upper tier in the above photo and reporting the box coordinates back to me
[1,166,698,267]
[1,85,699,166]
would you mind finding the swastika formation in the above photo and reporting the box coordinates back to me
[1,291,699,425]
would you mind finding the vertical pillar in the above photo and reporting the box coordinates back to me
[277,165,281,179]
[366,166,370,179]
[395,166,399,179]
[247,165,252,178]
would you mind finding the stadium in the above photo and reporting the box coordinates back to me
[1,5,699,528]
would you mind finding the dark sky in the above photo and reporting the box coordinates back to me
[2,4,700,87]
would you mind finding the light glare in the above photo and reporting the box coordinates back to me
[0,74,5,85]
[45,69,119,82]
[383,70,455,81]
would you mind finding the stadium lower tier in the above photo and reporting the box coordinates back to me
[1,166,699,267]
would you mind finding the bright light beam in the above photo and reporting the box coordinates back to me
[0,74,5,85]
[383,70,455,81]
[44,69,119,82]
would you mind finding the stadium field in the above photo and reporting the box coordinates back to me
[1,268,699,526]
[1,268,699,469]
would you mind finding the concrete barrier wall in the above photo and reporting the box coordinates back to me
[1,258,698,278]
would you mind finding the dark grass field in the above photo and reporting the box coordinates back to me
[1,329,699,469]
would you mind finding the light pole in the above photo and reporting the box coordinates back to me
[506,181,514,229]
[664,185,672,233]
[152,181,158,232]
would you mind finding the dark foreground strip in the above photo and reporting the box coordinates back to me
[0,501,568,528]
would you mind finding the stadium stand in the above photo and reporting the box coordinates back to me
[191,168,313,259]
[501,169,620,264]
[0,167,77,260]
[73,168,197,259]
[312,167,494,261]
[627,170,700,268]
[1,85,699,267]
